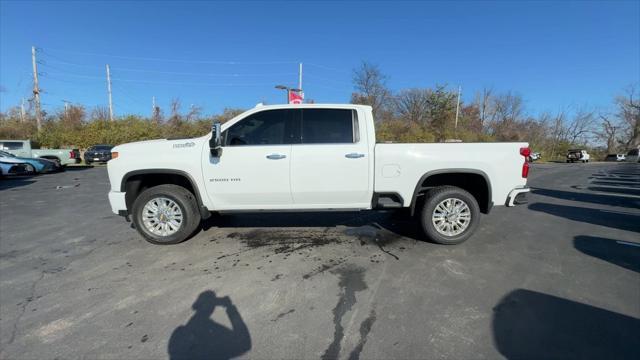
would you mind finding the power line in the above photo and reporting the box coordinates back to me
[44,47,298,65]
[41,59,297,77]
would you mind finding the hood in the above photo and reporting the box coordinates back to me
[112,136,207,154]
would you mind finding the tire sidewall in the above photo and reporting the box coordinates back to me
[132,185,200,245]
[420,187,480,245]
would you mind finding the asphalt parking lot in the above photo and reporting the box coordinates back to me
[1,162,639,359]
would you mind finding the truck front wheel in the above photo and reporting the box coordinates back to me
[419,186,480,245]
[131,184,201,245]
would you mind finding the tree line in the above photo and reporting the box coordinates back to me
[352,62,639,159]
[1,61,638,160]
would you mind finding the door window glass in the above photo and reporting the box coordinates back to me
[301,109,355,144]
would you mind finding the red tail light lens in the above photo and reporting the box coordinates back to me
[520,147,530,178]
[69,150,75,159]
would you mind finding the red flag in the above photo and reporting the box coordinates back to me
[289,91,304,104]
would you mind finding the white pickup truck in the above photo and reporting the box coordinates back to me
[107,104,530,245]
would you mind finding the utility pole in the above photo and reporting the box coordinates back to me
[298,63,303,91]
[62,100,70,117]
[20,98,26,122]
[152,96,156,115]
[106,64,114,121]
[454,85,462,130]
[31,46,42,131]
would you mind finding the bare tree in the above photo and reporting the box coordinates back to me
[351,61,391,120]
[475,87,493,129]
[393,88,430,126]
[152,105,163,125]
[186,104,203,122]
[594,113,619,154]
[617,84,640,148]
[91,106,110,121]
[489,92,524,140]
[168,98,182,128]
[565,108,596,145]
[548,110,567,158]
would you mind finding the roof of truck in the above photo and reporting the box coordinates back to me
[253,103,372,110]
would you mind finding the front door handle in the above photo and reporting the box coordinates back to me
[266,154,287,160]
[345,153,365,159]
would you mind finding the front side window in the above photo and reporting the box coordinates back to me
[225,110,292,146]
[0,141,24,150]
[301,109,356,144]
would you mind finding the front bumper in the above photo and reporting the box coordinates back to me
[506,186,530,206]
[108,191,127,215]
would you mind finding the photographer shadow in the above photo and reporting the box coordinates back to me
[168,291,251,360]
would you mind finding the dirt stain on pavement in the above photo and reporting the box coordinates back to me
[348,309,377,360]
[271,309,295,322]
[321,265,368,360]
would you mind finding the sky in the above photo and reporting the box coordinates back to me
[0,0,638,118]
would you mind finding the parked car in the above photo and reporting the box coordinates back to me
[626,147,639,163]
[0,161,35,178]
[566,149,590,163]
[85,144,115,165]
[0,150,61,173]
[529,152,541,161]
[107,103,530,245]
[0,140,79,166]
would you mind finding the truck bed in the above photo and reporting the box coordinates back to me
[374,142,528,207]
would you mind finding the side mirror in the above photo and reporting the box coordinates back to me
[209,122,223,157]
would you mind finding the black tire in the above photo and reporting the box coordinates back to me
[419,186,481,245]
[131,184,201,245]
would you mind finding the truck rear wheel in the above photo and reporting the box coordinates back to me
[131,184,201,245]
[419,186,480,245]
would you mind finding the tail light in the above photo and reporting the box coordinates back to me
[69,150,75,159]
[111,152,119,159]
[520,147,531,178]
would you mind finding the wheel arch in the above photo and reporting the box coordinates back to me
[121,169,210,219]
[409,169,493,216]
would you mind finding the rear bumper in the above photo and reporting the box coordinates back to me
[108,191,127,215]
[506,186,530,207]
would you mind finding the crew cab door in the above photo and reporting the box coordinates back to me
[202,109,296,210]
[290,108,371,208]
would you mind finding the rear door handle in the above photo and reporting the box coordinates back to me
[345,153,365,159]
[266,154,287,160]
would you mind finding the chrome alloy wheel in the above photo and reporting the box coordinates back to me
[431,197,471,237]
[142,197,183,237]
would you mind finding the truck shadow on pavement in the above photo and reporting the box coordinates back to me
[492,289,640,360]
[168,291,251,360]
[573,235,640,273]
[531,188,640,209]
[201,211,425,242]
[528,202,640,233]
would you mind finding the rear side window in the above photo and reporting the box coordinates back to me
[301,109,356,144]
[628,149,639,156]
[0,141,24,150]
[225,109,295,146]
